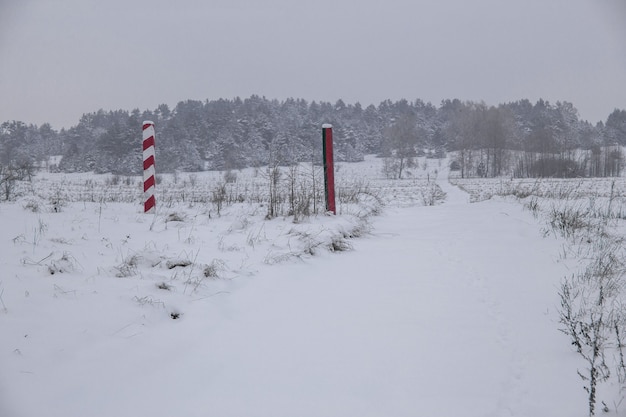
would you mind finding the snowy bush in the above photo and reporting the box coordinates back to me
[558,242,626,416]
[47,252,79,275]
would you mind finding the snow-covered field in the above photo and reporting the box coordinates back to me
[2,157,626,416]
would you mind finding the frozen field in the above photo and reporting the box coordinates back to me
[2,157,626,416]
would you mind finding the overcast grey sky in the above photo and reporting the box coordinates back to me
[1,0,624,129]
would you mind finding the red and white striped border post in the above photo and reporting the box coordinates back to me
[142,121,156,213]
[322,124,336,214]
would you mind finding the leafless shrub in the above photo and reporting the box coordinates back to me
[115,254,139,277]
[26,218,48,248]
[285,228,324,256]
[548,204,590,239]
[336,178,376,204]
[302,235,324,256]
[49,185,67,212]
[48,252,78,275]
[560,276,612,415]
[381,157,400,180]
[212,182,228,216]
[22,198,42,213]
[181,258,225,294]
[524,196,540,217]
[203,259,225,278]
[343,218,372,239]
[329,235,352,252]
[558,237,626,416]
[420,183,445,206]
[264,165,281,219]
[289,179,316,222]
[0,165,18,201]
[612,310,626,386]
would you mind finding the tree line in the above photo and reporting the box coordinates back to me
[1,95,625,178]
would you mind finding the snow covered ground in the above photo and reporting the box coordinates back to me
[0,158,619,416]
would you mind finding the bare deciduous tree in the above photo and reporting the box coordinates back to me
[381,114,418,179]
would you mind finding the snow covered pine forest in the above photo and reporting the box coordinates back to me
[2,96,626,416]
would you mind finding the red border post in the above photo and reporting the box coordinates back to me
[322,124,336,214]
[143,121,156,213]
